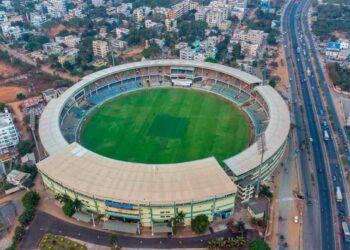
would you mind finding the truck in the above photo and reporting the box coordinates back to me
[324,130,329,141]
[336,186,342,202]
[342,221,350,243]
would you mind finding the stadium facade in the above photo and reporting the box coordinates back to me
[38,59,290,227]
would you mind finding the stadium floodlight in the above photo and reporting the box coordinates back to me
[256,132,267,197]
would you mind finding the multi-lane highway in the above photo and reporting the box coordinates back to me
[282,0,350,249]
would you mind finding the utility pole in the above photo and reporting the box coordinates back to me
[256,132,267,198]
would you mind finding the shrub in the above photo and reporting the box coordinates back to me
[191,214,209,234]
[16,93,26,100]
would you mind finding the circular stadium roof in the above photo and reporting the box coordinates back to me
[37,59,290,205]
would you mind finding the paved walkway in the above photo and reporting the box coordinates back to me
[21,211,238,249]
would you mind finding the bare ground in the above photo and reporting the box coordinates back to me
[0,86,27,103]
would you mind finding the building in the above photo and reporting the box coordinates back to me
[37,60,289,227]
[58,48,79,66]
[93,40,109,59]
[325,42,341,59]
[30,13,46,28]
[195,6,209,21]
[0,110,19,156]
[55,35,80,48]
[6,170,29,186]
[232,30,266,45]
[42,88,58,103]
[179,47,195,60]
[133,6,151,23]
[46,0,66,18]
[247,197,268,219]
[206,9,227,28]
[43,42,64,55]
[115,28,129,39]
[21,152,36,166]
[109,39,127,53]
[91,0,104,7]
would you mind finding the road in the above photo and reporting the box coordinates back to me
[283,0,350,249]
[20,211,250,249]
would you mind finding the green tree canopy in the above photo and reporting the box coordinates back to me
[21,191,40,209]
[143,43,162,58]
[249,240,271,250]
[191,214,209,234]
[17,140,32,156]
[0,103,5,112]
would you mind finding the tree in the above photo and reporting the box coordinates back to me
[13,226,25,243]
[191,214,209,234]
[268,79,276,88]
[204,57,218,63]
[110,234,119,247]
[0,102,5,112]
[18,207,35,225]
[21,191,40,209]
[16,93,26,100]
[236,220,245,234]
[260,184,273,198]
[17,140,33,156]
[142,43,162,59]
[171,211,185,234]
[249,240,271,250]
[63,200,76,217]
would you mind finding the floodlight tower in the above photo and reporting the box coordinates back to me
[256,132,267,198]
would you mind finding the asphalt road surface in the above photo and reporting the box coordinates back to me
[21,211,253,249]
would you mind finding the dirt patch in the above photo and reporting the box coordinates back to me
[7,100,30,140]
[122,46,145,59]
[0,61,20,78]
[48,24,66,37]
[0,86,27,103]
[271,46,289,90]
[332,31,348,39]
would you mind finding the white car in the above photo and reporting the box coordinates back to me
[294,215,299,223]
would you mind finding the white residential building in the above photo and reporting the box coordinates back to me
[0,110,19,156]
[30,13,46,28]
[92,0,104,7]
[7,170,29,186]
[179,47,194,60]
[206,8,229,28]
[55,35,80,48]
[339,39,350,50]
[109,39,127,52]
[195,7,209,21]
[46,0,66,18]
[93,40,109,59]
[232,29,265,45]
[115,28,130,39]
[133,6,151,23]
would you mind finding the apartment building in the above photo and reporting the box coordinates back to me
[0,109,19,156]
[93,40,109,59]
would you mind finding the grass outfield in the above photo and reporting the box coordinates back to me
[80,88,250,164]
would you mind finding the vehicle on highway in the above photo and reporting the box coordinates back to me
[324,130,329,141]
[342,221,350,243]
[294,215,299,224]
[336,186,343,202]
